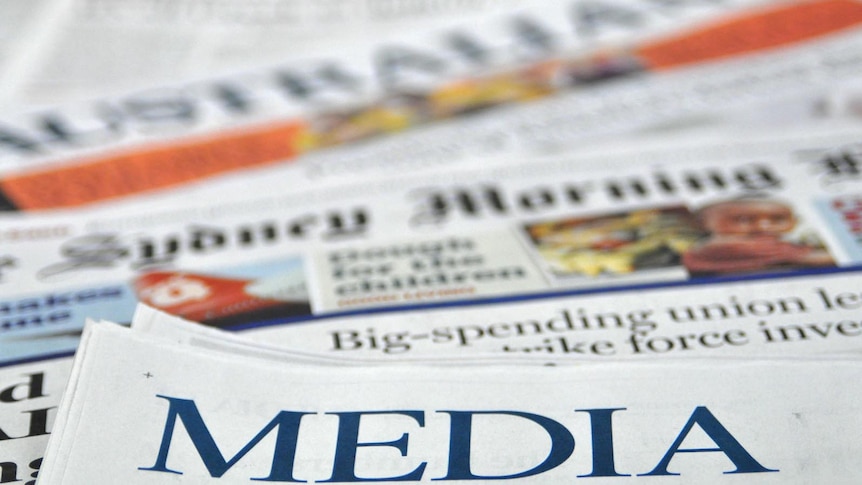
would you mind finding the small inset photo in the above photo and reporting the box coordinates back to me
[132,257,311,329]
[682,197,836,278]
[522,206,703,286]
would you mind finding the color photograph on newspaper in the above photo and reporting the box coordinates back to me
[522,206,701,286]
[683,196,835,277]
[0,255,311,365]
[132,256,310,329]
[522,198,836,286]
[817,193,862,260]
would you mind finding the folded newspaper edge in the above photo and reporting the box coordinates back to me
[130,304,569,367]
[134,303,862,365]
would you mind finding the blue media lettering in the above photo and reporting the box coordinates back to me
[140,396,777,481]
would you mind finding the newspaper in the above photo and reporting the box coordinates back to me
[3,0,862,211]
[36,320,862,483]
[0,127,859,362]
[3,2,862,482]
[3,127,862,365]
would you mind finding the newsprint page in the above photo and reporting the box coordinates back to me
[3,0,862,484]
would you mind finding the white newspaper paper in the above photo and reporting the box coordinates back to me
[3,0,862,211]
[0,0,532,107]
[0,0,64,110]
[37,321,862,484]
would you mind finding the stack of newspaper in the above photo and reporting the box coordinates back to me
[3,0,862,482]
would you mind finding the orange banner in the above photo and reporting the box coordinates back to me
[0,121,306,210]
[637,0,862,70]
